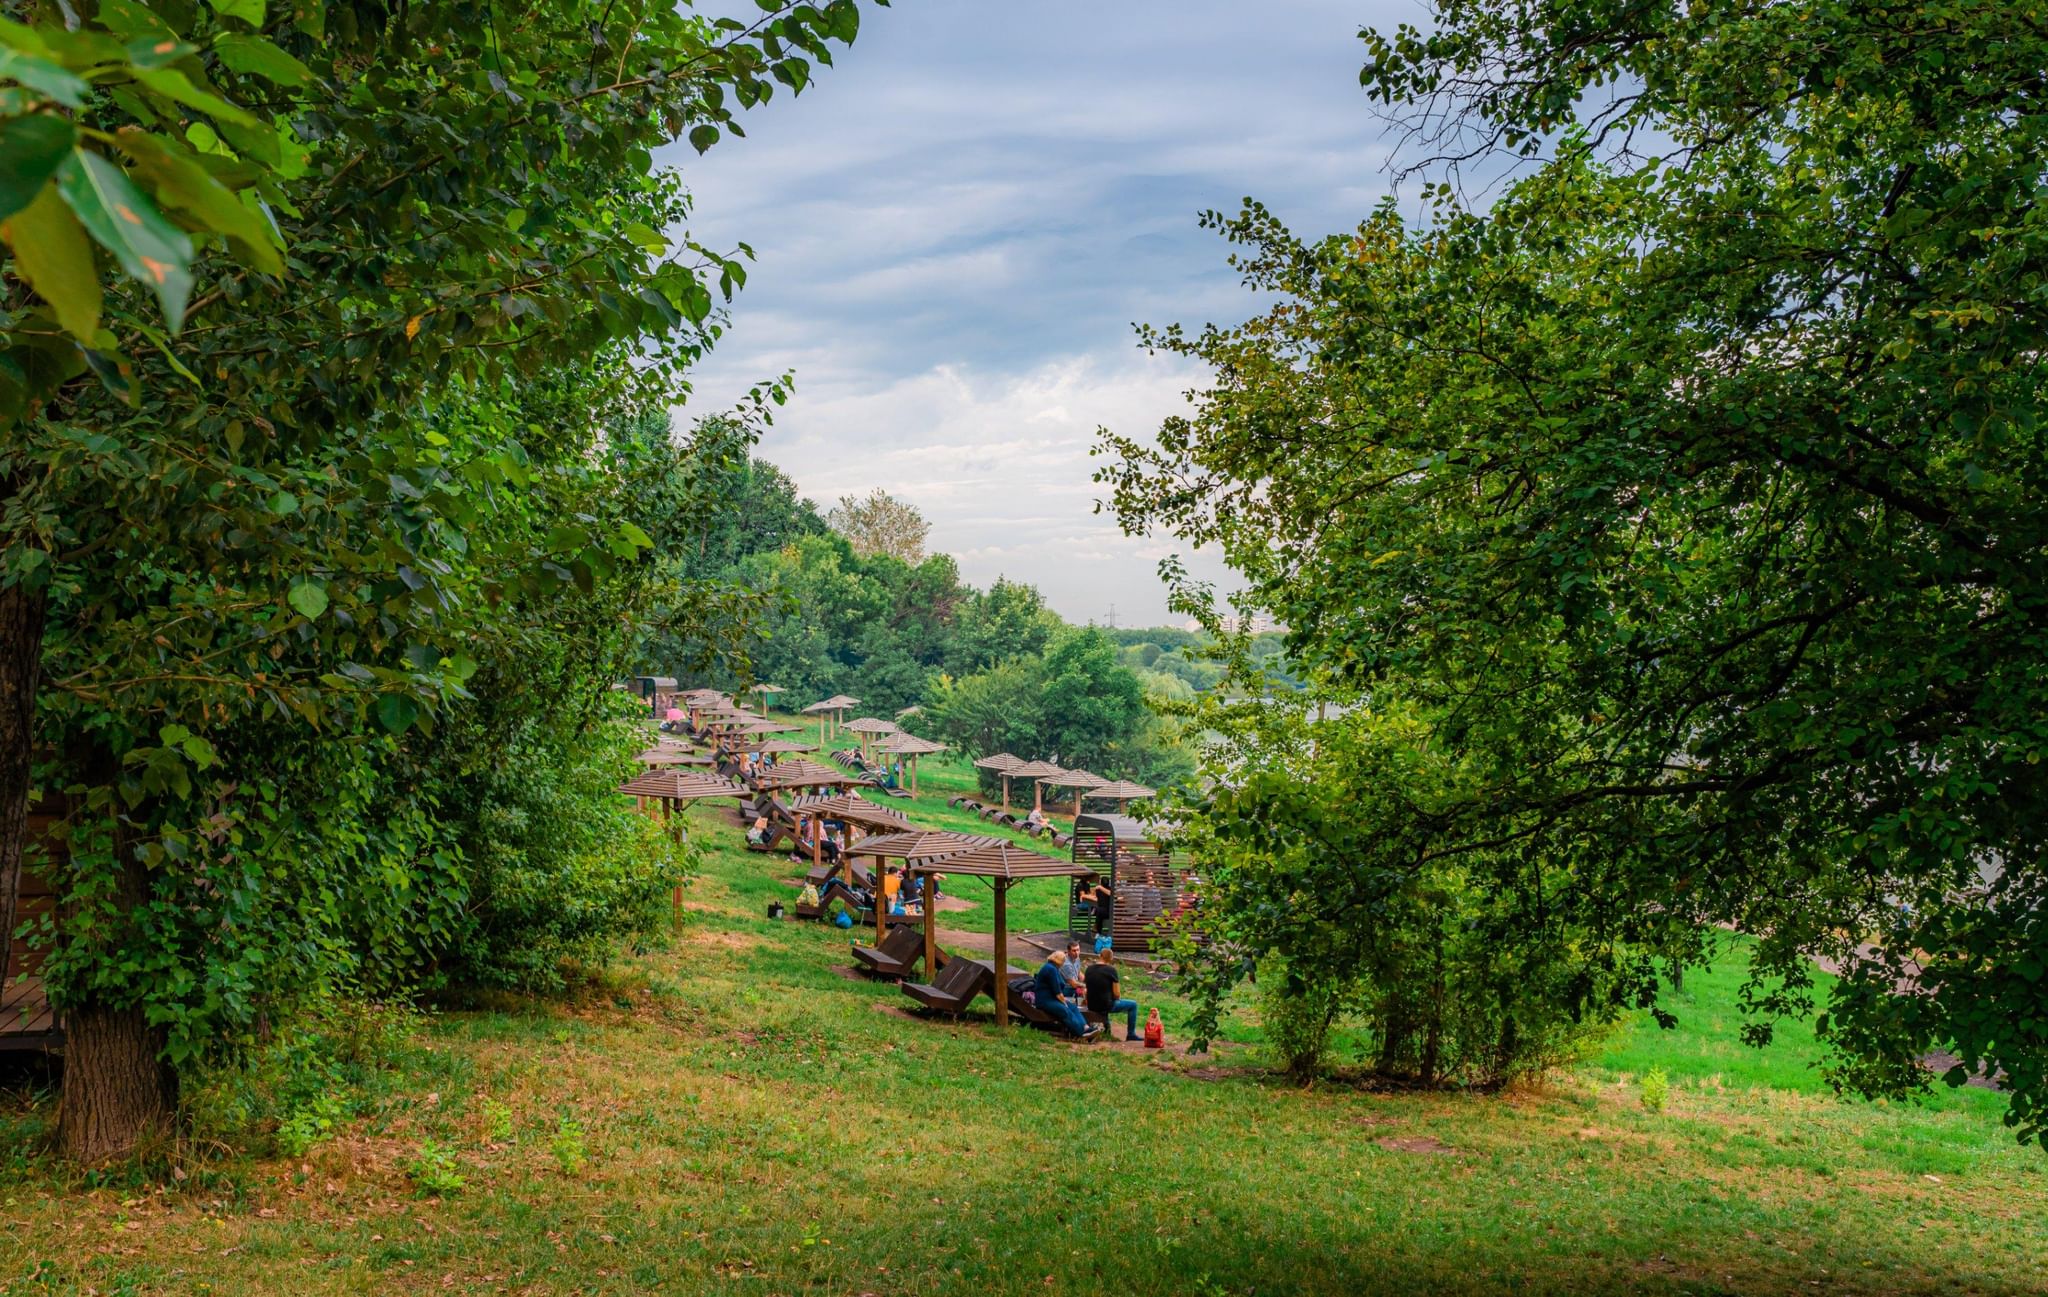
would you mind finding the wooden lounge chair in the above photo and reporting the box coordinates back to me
[901,957,996,1016]
[850,926,941,979]
[795,877,871,922]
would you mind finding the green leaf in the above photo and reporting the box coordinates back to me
[126,36,197,70]
[268,489,299,514]
[1,183,100,338]
[207,0,269,26]
[375,693,419,734]
[287,578,328,619]
[135,68,261,128]
[212,33,313,86]
[114,130,284,275]
[0,114,75,221]
[57,150,194,329]
[81,346,139,405]
[688,124,719,154]
[0,50,88,108]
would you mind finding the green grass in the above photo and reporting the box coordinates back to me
[2,711,2042,1295]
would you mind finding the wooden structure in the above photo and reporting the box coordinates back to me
[635,747,713,766]
[1069,813,1184,954]
[973,753,1024,812]
[1083,779,1157,811]
[749,758,876,795]
[615,770,748,928]
[842,829,1002,946]
[783,792,912,874]
[804,694,860,742]
[3,804,64,1052]
[874,734,945,796]
[1044,769,1107,817]
[1004,760,1066,814]
[905,841,1093,1028]
[841,716,898,763]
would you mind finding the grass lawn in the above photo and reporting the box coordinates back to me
[2,711,2042,1295]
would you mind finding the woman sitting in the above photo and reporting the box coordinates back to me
[744,815,771,848]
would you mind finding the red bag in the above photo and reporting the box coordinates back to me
[1143,1007,1164,1049]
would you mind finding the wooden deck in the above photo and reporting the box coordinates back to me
[0,974,57,1050]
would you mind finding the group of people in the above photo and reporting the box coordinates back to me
[1031,939,1141,1043]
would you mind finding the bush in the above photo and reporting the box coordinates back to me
[1258,958,1353,1082]
[438,715,691,992]
[1641,1068,1670,1113]
[405,1140,466,1196]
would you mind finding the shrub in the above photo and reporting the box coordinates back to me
[550,1118,588,1175]
[404,1140,466,1196]
[1641,1068,1670,1113]
[1258,958,1353,1082]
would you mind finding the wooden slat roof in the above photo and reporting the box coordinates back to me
[842,717,899,735]
[616,770,748,800]
[1088,779,1158,800]
[1006,760,1066,779]
[785,793,914,830]
[750,760,874,790]
[877,735,946,756]
[844,829,1005,862]
[635,748,713,766]
[1043,768,1107,789]
[905,841,1092,880]
[973,753,1023,771]
[740,739,819,755]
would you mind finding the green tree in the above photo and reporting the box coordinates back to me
[1,0,877,1162]
[826,487,929,563]
[1102,0,2048,1140]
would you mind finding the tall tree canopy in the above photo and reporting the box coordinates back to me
[1102,0,2048,1141]
[0,0,878,1162]
[826,486,929,563]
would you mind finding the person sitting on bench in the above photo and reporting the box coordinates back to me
[1023,805,1048,833]
[745,815,772,847]
[1084,947,1140,1042]
[1031,951,1098,1040]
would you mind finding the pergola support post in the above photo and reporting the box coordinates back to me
[993,880,1010,1028]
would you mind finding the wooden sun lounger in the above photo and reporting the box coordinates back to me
[850,925,942,979]
[901,957,996,1016]
[795,877,871,922]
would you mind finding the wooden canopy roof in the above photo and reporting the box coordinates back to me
[904,841,1091,880]
[877,734,946,756]
[616,770,748,801]
[1043,768,1107,789]
[800,700,839,715]
[740,739,819,755]
[973,752,1023,771]
[729,718,804,734]
[1005,760,1066,780]
[751,682,785,693]
[1088,779,1158,800]
[842,717,899,735]
[844,829,1004,862]
[784,793,913,831]
[635,748,714,766]
[750,760,873,791]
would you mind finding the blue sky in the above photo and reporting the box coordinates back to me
[666,1,1418,625]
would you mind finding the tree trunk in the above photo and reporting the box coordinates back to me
[0,579,46,991]
[56,783,177,1164]
[58,998,177,1164]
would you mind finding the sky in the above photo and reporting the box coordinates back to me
[664,1,1418,626]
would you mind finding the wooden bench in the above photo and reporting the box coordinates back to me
[901,957,996,1016]
[1002,974,1106,1034]
[850,926,942,979]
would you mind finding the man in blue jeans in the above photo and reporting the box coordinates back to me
[1032,951,1100,1040]
[1083,948,1141,1042]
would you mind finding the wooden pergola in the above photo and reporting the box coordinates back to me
[783,792,914,871]
[729,718,805,736]
[875,733,946,796]
[748,683,785,715]
[635,747,715,767]
[615,769,749,927]
[1004,760,1067,814]
[1043,768,1107,817]
[973,753,1024,812]
[738,738,818,756]
[1084,779,1157,811]
[842,716,898,762]
[905,841,1094,1027]
[749,758,879,795]
[805,694,860,742]
[841,829,1004,946]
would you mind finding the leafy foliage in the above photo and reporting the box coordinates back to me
[1101,0,2048,1140]
[826,487,930,563]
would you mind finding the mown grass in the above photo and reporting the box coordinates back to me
[1,710,2042,1295]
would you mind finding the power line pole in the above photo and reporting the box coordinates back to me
[1105,603,1117,629]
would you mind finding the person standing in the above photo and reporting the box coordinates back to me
[1084,948,1140,1042]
